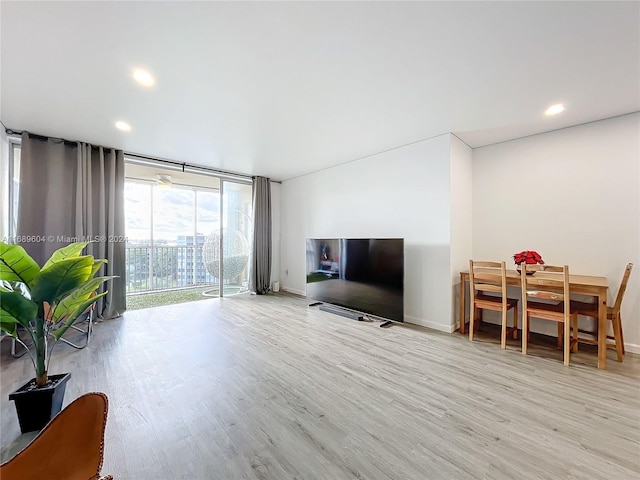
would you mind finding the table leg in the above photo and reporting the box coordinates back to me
[598,288,607,369]
[459,273,466,334]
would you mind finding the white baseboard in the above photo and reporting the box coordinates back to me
[625,343,640,355]
[282,286,306,297]
[404,315,456,333]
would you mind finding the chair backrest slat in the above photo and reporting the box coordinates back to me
[474,271,503,283]
[612,263,633,313]
[527,290,565,301]
[475,283,503,293]
[473,261,502,269]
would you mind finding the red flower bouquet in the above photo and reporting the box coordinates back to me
[513,250,544,266]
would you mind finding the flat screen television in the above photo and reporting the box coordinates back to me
[305,238,404,323]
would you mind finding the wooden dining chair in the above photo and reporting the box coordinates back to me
[469,260,519,349]
[570,262,633,362]
[521,264,578,366]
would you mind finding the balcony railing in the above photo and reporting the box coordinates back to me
[125,245,217,294]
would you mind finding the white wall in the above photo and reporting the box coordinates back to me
[0,128,8,239]
[280,134,455,330]
[473,113,640,352]
[449,135,473,330]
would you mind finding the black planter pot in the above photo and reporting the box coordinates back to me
[8,373,71,433]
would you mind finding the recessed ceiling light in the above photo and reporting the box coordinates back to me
[545,103,566,116]
[115,121,131,132]
[132,68,155,87]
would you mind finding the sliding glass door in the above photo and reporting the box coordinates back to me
[124,163,253,303]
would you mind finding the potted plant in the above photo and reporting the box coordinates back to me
[513,250,544,274]
[0,241,113,432]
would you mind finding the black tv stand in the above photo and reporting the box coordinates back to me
[379,321,394,328]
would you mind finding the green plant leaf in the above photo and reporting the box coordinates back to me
[51,276,114,323]
[90,259,108,278]
[31,256,95,304]
[0,289,38,330]
[0,321,17,336]
[52,291,107,340]
[42,242,90,270]
[0,242,40,288]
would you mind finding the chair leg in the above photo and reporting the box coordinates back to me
[618,313,625,355]
[557,323,563,349]
[469,305,476,341]
[512,306,518,340]
[522,312,528,355]
[10,334,30,358]
[500,308,507,349]
[571,315,579,353]
[59,311,93,350]
[563,318,570,366]
[611,313,624,362]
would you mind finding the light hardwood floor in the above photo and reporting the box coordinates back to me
[1,292,639,479]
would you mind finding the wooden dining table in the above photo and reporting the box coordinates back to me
[458,269,610,369]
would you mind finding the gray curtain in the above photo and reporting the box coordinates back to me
[249,176,272,294]
[17,132,126,319]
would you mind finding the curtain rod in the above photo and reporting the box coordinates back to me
[5,126,281,184]
[125,151,281,184]
[6,127,93,148]
[124,151,254,182]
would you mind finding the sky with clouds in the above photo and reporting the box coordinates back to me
[125,183,219,243]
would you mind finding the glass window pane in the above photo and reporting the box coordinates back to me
[197,190,220,288]
[125,182,151,293]
[153,186,194,244]
[125,182,151,243]
[154,186,194,290]
[222,181,253,294]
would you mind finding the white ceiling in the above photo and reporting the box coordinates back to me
[1,1,638,181]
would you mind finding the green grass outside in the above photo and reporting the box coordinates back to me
[126,285,244,311]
